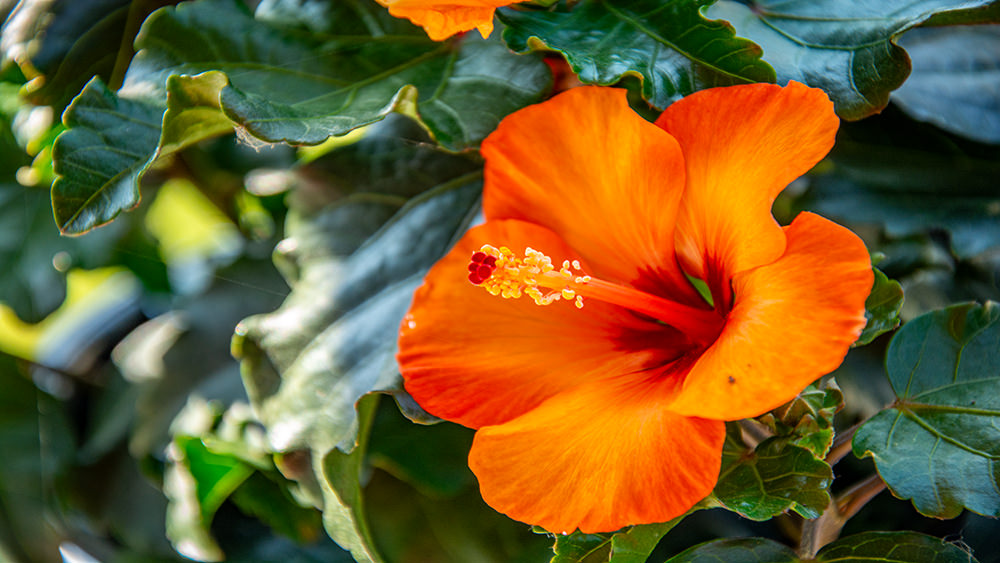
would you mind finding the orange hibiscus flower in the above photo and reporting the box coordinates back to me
[397,83,873,533]
[375,0,522,41]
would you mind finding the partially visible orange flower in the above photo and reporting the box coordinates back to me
[397,83,873,533]
[375,0,522,41]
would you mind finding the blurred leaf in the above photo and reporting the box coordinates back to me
[500,0,775,110]
[666,531,978,562]
[367,399,474,498]
[365,467,551,563]
[713,426,832,520]
[856,267,904,347]
[757,380,844,457]
[798,111,1000,259]
[853,301,1000,518]
[230,471,322,544]
[116,257,288,459]
[891,25,1000,144]
[51,77,162,235]
[0,355,75,563]
[233,120,481,458]
[50,0,548,234]
[705,0,994,120]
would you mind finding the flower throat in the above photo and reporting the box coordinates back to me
[467,244,722,344]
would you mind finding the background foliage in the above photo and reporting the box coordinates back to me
[1,0,998,562]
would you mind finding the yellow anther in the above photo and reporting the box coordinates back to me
[473,244,588,308]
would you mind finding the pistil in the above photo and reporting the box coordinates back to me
[468,245,722,345]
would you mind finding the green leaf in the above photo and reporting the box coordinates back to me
[856,267,904,347]
[756,380,844,457]
[609,522,679,563]
[317,394,381,563]
[367,400,474,498]
[815,531,981,562]
[551,531,611,563]
[853,301,1000,518]
[666,531,979,562]
[797,111,1000,259]
[51,77,162,235]
[891,26,1000,144]
[233,118,481,458]
[500,0,775,110]
[666,537,798,563]
[705,0,995,120]
[713,426,832,520]
[51,0,548,234]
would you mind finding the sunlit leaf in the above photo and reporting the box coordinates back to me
[608,522,679,563]
[854,301,1000,518]
[500,0,775,110]
[705,0,995,120]
[713,426,832,520]
[891,26,1000,144]
[550,531,610,563]
[856,267,904,347]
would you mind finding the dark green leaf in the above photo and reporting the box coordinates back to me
[705,0,994,120]
[856,267,904,347]
[714,427,832,520]
[231,472,323,544]
[500,0,775,110]
[853,301,1000,518]
[51,77,162,234]
[815,531,981,562]
[551,531,611,563]
[665,531,979,562]
[51,0,547,234]
[666,537,798,563]
[798,112,1000,259]
[891,26,1000,144]
[367,399,474,498]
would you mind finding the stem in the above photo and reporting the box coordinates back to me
[796,473,887,559]
[826,422,860,466]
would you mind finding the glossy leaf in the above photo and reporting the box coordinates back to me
[854,301,1000,518]
[891,26,1000,144]
[714,427,832,520]
[666,531,979,562]
[705,0,995,120]
[856,267,904,347]
[500,0,775,110]
[50,0,547,234]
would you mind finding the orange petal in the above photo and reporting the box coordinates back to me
[655,82,839,306]
[398,219,692,429]
[482,86,702,305]
[669,212,872,421]
[376,0,514,40]
[470,378,725,533]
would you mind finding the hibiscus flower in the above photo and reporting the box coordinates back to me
[397,83,873,533]
[375,0,521,41]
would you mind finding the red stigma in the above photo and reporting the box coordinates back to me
[468,251,497,285]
